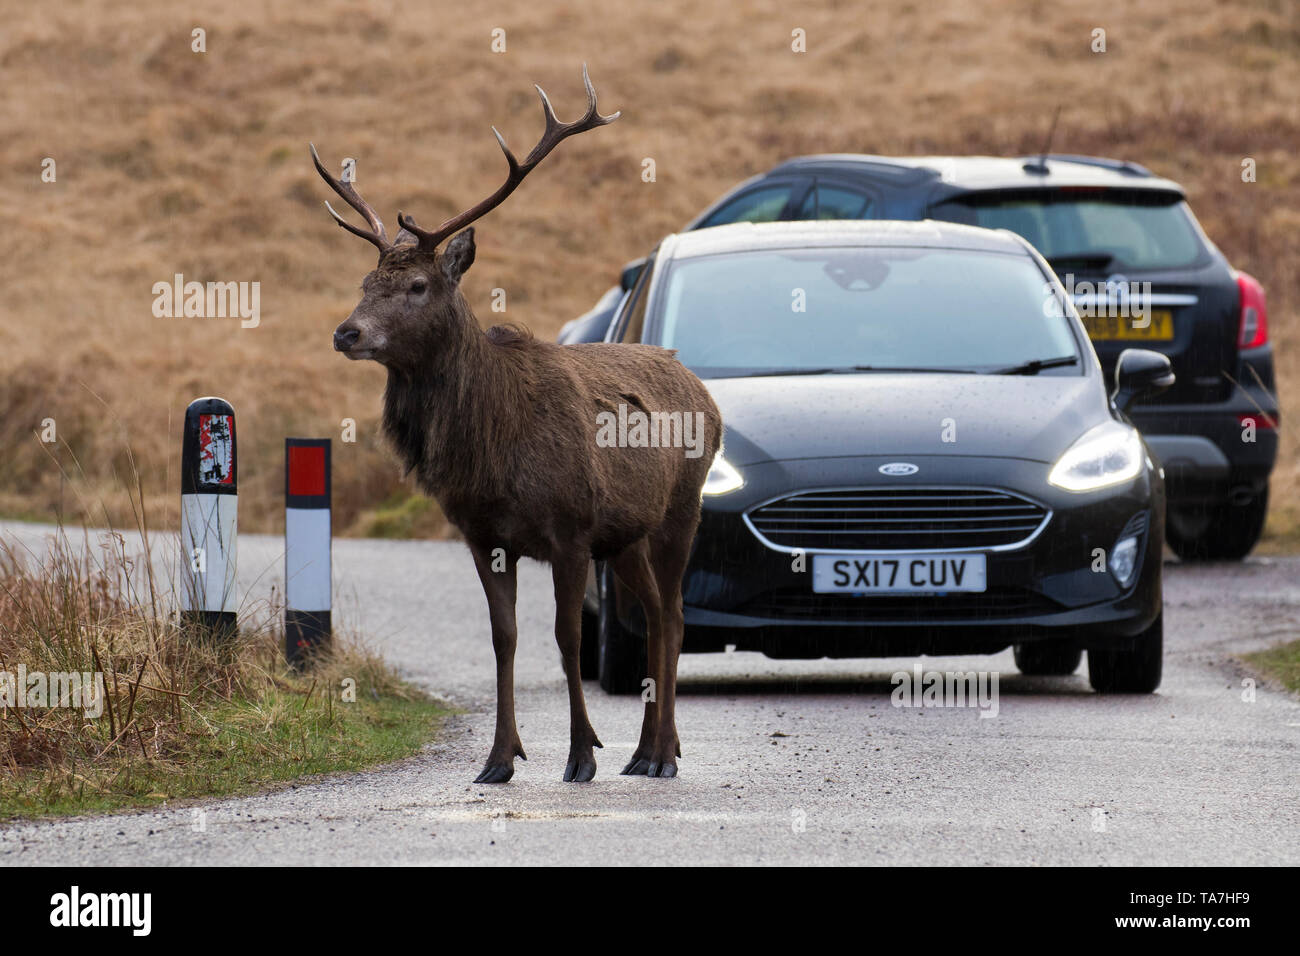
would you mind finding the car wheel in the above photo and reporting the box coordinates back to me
[1088,613,1163,693]
[1166,485,1268,562]
[597,566,646,695]
[1013,640,1083,676]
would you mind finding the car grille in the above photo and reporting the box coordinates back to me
[735,587,1060,621]
[746,487,1049,551]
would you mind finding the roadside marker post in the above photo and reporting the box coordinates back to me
[180,397,238,640]
[285,438,332,667]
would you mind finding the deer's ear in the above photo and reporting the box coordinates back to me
[441,228,476,284]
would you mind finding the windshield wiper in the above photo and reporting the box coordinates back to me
[729,367,843,378]
[844,365,978,374]
[729,365,979,378]
[987,355,1079,375]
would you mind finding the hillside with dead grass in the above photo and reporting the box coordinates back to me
[1,0,1296,542]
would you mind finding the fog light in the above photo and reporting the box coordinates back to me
[1110,535,1139,588]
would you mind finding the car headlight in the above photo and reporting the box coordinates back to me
[1048,421,1144,493]
[703,452,744,496]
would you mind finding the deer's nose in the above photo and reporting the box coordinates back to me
[334,328,360,351]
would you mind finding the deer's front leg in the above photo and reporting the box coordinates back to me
[470,544,526,784]
[552,552,602,782]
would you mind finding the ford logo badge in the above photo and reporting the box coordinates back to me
[879,462,919,476]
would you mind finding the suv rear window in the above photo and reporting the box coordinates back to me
[697,184,794,228]
[929,188,1205,271]
[795,184,874,220]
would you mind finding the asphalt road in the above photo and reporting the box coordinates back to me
[1,522,1297,865]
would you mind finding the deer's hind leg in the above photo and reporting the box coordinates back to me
[608,538,664,776]
[641,503,696,778]
[552,550,602,782]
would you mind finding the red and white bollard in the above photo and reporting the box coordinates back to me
[180,397,238,639]
[284,438,332,666]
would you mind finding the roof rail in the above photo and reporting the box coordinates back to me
[1027,154,1154,177]
[768,154,932,176]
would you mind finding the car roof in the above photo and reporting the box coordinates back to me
[663,219,1034,260]
[766,153,1185,195]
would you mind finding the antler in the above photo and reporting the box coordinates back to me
[309,143,393,255]
[397,64,620,251]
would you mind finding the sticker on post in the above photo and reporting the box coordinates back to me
[198,414,234,486]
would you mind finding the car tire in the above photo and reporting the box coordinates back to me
[1165,485,1268,562]
[579,602,599,679]
[597,566,646,695]
[1013,640,1083,676]
[1088,613,1163,693]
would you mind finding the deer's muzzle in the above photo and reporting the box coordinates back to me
[333,327,360,352]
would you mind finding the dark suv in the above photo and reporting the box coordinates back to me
[561,154,1278,560]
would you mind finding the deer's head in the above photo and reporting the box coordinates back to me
[312,66,619,368]
[323,234,478,365]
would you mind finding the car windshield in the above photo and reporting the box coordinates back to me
[648,246,1080,378]
[928,189,1205,271]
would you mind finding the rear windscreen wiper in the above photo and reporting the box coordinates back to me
[988,355,1079,375]
[1046,252,1115,270]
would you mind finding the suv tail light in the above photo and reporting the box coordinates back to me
[1238,412,1277,430]
[1237,271,1269,349]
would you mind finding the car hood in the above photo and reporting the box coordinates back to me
[704,373,1110,466]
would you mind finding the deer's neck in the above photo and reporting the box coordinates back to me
[381,304,526,500]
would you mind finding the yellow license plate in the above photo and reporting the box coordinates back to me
[1083,309,1174,341]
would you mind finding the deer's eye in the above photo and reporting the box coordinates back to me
[409,277,428,295]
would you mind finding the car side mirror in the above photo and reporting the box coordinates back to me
[1112,348,1175,412]
[620,258,647,292]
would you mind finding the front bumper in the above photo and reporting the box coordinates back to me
[663,454,1163,659]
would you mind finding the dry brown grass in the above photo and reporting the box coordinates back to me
[0,515,444,818]
[1,0,1296,542]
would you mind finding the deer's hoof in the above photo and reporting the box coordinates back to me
[562,757,597,783]
[646,760,678,778]
[620,756,651,775]
[474,761,516,784]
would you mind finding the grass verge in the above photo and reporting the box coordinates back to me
[0,523,448,822]
[349,489,449,539]
[1241,640,1300,695]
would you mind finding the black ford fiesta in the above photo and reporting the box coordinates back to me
[582,220,1174,696]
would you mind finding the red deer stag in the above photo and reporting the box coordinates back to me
[311,67,720,782]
